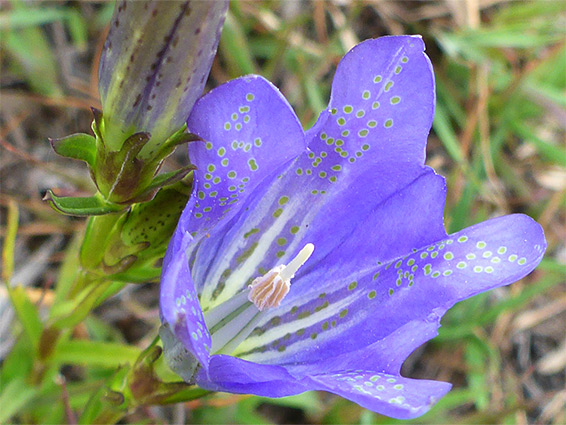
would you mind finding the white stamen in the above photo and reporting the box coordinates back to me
[204,243,315,355]
[280,243,315,281]
[248,243,314,311]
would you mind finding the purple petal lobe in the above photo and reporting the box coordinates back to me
[159,216,210,369]
[193,355,311,397]
[235,215,544,366]
[309,371,451,419]
[288,317,442,377]
[185,75,306,251]
[309,36,434,165]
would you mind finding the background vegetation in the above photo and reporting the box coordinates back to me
[1,0,564,423]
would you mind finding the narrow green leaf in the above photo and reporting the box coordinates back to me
[1,11,62,96]
[526,81,566,107]
[64,8,87,50]
[50,280,112,329]
[132,165,195,203]
[0,376,39,424]
[433,102,464,163]
[0,8,67,29]
[54,340,141,368]
[220,13,257,76]
[510,121,566,164]
[1,199,18,282]
[478,272,563,326]
[465,338,489,410]
[0,336,34,385]
[303,74,326,118]
[7,286,43,349]
[462,29,561,48]
[52,234,82,307]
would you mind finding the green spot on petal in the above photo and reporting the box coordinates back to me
[248,158,258,171]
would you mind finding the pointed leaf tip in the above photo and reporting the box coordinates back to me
[49,133,97,168]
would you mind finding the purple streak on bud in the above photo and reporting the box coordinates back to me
[98,0,228,158]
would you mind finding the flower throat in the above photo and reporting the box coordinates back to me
[203,243,315,354]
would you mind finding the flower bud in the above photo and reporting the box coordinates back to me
[98,0,228,159]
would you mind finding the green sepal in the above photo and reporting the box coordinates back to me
[152,124,201,160]
[129,165,195,204]
[93,130,153,204]
[43,190,125,216]
[49,133,96,169]
[110,266,162,283]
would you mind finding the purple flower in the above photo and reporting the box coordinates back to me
[159,36,545,419]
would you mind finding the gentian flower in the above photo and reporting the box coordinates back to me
[159,36,546,419]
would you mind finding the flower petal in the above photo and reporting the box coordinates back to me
[159,208,211,369]
[287,317,442,377]
[235,214,545,366]
[309,371,451,420]
[308,36,434,166]
[298,167,447,282]
[185,75,306,244]
[193,355,311,397]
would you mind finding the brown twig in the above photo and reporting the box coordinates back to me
[56,375,77,425]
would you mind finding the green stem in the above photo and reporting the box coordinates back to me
[154,387,211,405]
[80,213,122,270]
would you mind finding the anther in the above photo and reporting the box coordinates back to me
[248,243,314,311]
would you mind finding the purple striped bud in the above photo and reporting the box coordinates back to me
[98,0,228,159]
